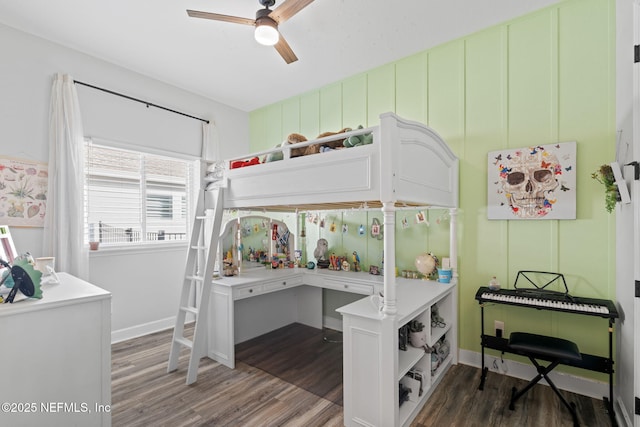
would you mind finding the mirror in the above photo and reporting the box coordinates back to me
[217,215,294,275]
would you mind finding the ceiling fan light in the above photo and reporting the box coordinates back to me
[254,20,279,46]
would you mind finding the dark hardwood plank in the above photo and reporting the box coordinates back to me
[236,323,343,405]
[415,364,613,427]
[111,323,612,426]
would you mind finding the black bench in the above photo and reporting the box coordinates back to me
[508,331,582,427]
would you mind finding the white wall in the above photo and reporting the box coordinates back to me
[0,22,249,341]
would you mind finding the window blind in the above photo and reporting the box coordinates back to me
[85,141,194,245]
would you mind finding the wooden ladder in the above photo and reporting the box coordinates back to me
[167,171,225,385]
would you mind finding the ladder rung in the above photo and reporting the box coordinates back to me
[180,306,198,315]
[174,337,193,349]
[186,275,204,282]
[191,245,207,250]
[195,216,208,220]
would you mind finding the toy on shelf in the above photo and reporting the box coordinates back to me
[314,238,330,269]
[352,251,361,272]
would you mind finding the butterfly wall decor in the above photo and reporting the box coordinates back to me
[487,141,576,220]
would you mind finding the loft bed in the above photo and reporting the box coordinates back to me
[209,112,458,213]
[174,112,461,425]
[205,112,459,314]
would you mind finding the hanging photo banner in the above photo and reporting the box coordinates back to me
[487,142,576,220]
[0,156,48,228]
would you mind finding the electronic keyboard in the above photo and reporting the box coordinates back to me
[475,287,618,319]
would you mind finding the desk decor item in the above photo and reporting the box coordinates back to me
[408,319,427,349]
[436,267,452,283]
[1,257,42,303]
[35,257,60,285]
[314,238,330,268]
[415,252,438,280]
[352,251,361,272]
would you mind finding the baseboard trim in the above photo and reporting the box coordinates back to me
[458,349,609,400]
[111,316,181,343]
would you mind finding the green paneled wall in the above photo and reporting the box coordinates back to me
[248,0,615,380]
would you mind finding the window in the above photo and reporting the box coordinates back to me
[85,141,195,246]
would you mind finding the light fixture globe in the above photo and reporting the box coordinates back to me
[254,9,279,46]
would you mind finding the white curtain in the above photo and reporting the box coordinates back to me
[43,73,89,279]
[201,119,220,161]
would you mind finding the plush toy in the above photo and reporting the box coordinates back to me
[343,125,373,147]
[264,133,308,162]
[299,128,352,156]
[230,157,260,169]
[264,126,367,162]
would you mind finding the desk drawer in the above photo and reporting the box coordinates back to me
[235,284,264,300]
[323,279,373,295]
[263,275,303,293]
[233,275,303,300]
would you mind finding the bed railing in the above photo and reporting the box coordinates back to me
[227,125,377,167]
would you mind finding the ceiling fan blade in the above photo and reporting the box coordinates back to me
[274,32,298,64]
[269,0,314,24]
[187,10,255,26]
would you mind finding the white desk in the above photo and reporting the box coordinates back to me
[205,268,458,427]
[207,268,384,368]
[0,273,111,427]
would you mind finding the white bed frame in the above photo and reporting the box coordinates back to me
[209,112,459,314]
[167,112,461,425]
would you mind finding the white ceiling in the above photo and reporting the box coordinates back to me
[0,0,559,112]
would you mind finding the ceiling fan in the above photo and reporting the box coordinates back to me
[187,0,315,64]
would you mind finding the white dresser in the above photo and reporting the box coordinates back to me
[0,272,111,427]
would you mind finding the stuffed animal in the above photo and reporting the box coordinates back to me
[299,128,352,156]
[264,126,367,162]
[230,157,260,169]
[343,125,373,147]
[264,133,308,162]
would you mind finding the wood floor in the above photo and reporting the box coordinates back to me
[112,323,613,426]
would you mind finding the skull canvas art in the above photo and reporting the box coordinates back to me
[487,141,576,220]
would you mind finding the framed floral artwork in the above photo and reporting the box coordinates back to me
[0,156,48,227]
[487,142,576,220]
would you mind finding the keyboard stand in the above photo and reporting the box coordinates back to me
[477,296,618,427]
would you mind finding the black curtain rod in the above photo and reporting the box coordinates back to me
[73,80,209,124]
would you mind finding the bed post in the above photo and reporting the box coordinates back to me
[449,207,458,278]
[382,202,396,315]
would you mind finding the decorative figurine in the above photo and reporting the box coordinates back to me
[352,251,361,272]
[314,238,330,268]
[314,238,328,261]
[329,253,338,270]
